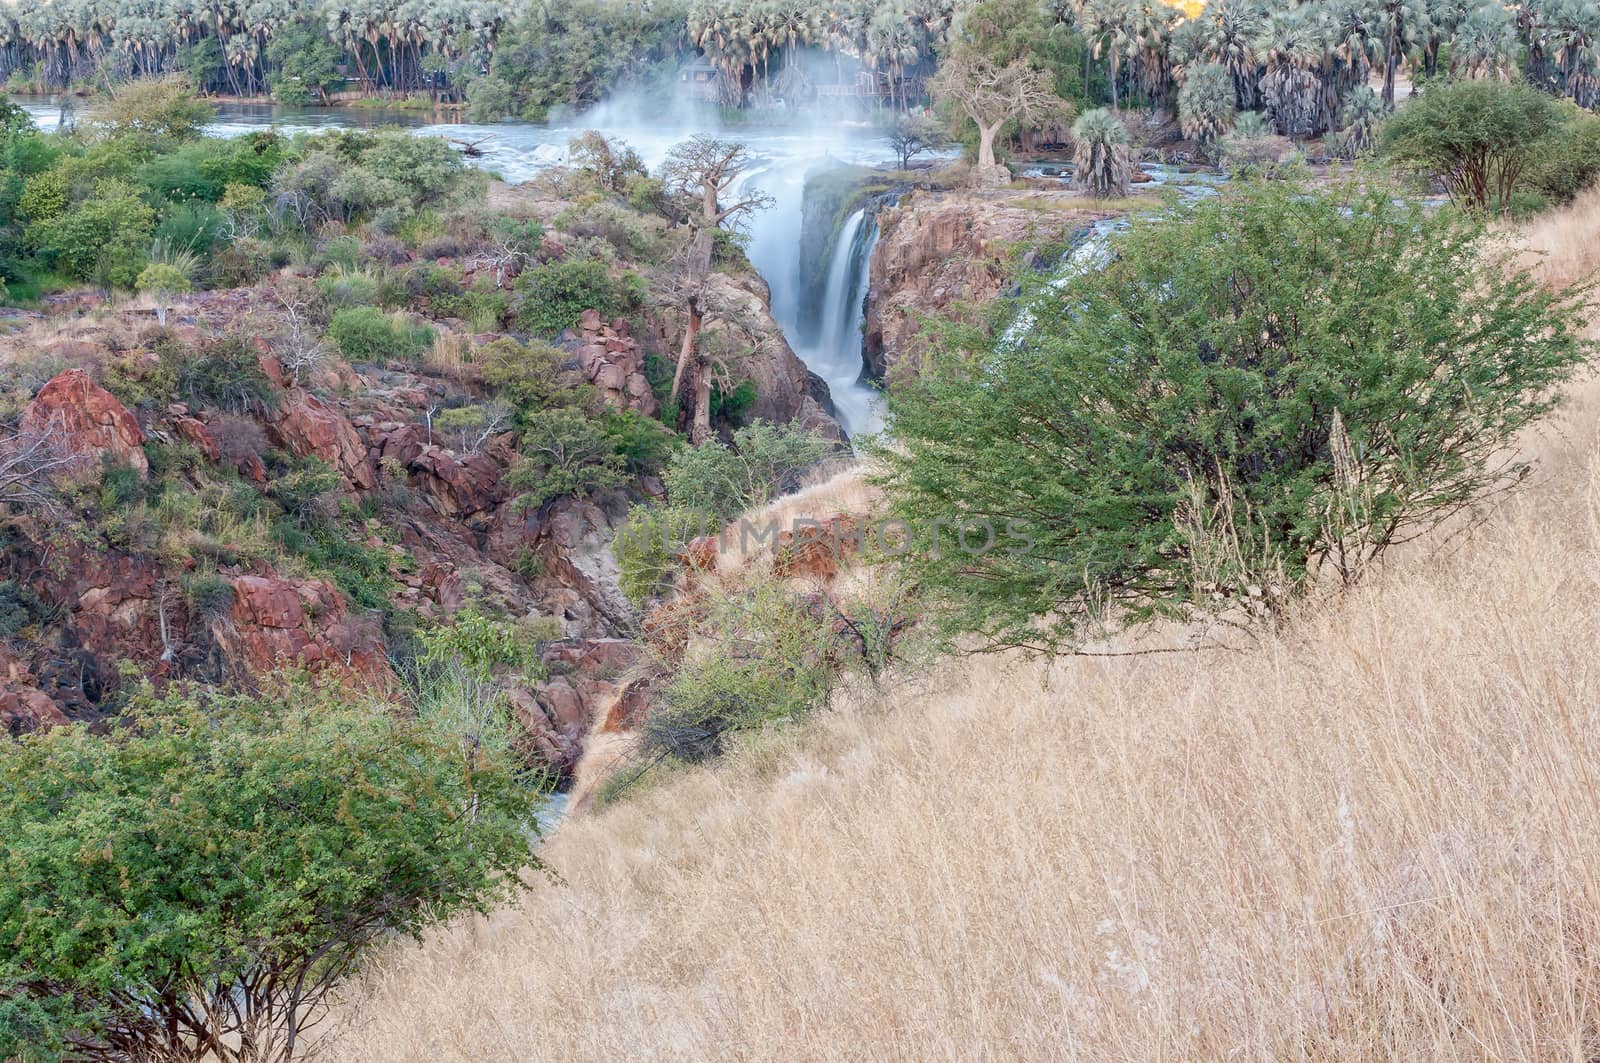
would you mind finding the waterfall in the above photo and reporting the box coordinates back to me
[745,169,883,439]
[800,207,880,436]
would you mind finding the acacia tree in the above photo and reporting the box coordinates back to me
[1382,78,1562,211]
[888,112,947,169]
[0,679,543,1062]
[875,178,1593,653]
[930,51,1066,176]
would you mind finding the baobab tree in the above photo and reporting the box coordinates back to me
[930,52,1066,179]
[657,136,774,442]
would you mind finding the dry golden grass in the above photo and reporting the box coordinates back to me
[321,205,1600,1063]
[1510,183,1600,293]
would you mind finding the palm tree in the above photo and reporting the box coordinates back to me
[1336,83,1385,155]
[1071,107,1131,196]
[1545,0,1600,104]
[1376,0,1426,107]
[1259,12,1323,137]
[1451,1,1515,78]
[1207,0,1265,111]
[1178,60,1236,154]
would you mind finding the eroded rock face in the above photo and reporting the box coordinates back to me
[0,675,70,735]
[864,192,1086,382]
[574,313,660,418]
[407,444,504,519]
[222,574,391,686]
[20,368,148,480]
[270,391,376,490]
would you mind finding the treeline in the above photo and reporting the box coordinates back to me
[5,0,1599,120]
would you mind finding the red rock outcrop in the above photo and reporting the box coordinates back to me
[222,574,391,686]
[407,444,504,519]
[773,514,864,581]
[575,312,659,418]
[269,391,376,490]
[865,191,1090,382]
[20,368,148,480]
[171,415,221,463]
[0,677,69,735]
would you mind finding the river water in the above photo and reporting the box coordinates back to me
[14,96,895,437]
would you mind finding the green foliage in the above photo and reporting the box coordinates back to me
[274,517,398,610]
[183,572,236,619]
[662,420,832,525]
[479,0,684,120]
[135,261,190,296]
[615,503,715,604]
[317,267,382,309]
[877,179,1594,653]
[271,131,465,228]
[1179,63,1237,155]
[515,258,639,336]
[0,579,42,636]
[25,179,156,288]
[328,306,435,363]
[1523,105,1600,207]
[1382,78,1562,212]
[553,197,664,262]
[177,337,276,413]
[476,336,572,409]
[266,18,343,104]
[82,77,215,156]
[1071,108,1131,198]
[509,406,627,507]
[603,407,681,474]
[643,577,838,761]
[567,131,648,195]
[0,678,542,1059]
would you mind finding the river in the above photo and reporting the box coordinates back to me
[13,96,896,437]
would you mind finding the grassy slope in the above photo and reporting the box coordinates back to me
[323,190,1600,1062]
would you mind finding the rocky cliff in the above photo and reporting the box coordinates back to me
[864,188,1108,383]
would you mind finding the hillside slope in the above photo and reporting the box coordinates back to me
[322,195,1600,1062]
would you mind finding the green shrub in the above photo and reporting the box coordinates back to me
[603,408,681,475]
[213,237,272,287]
[877,178,1594,652]
[663,420,832,524]
[476,336,571,409]
[0,678,541,1060]
[615,504,715,604]
[183,572,235,619]
[553,198,663,261]
[642,579,838,761]
[327,306,434,363]
[1382,78,1562,212]
[508,406,627,508]
[317,267,382,309]
[1524,107,1600,206]
[515,258,638,336]
[177,337,275,413]
[0,580,37,636]
[25,178,156,288]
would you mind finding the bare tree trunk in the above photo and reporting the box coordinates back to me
[691,366,713,444]
[977,120,1002,168]
[668,297,703,409]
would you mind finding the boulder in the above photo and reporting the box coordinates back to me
[0,680,69,735]
[171,416,220,463]
[270,391,376,490]
[20,368,148,480]
[406,445,503,519]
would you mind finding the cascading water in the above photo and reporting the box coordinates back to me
[800,207,880,435]
[744,165,883,439]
